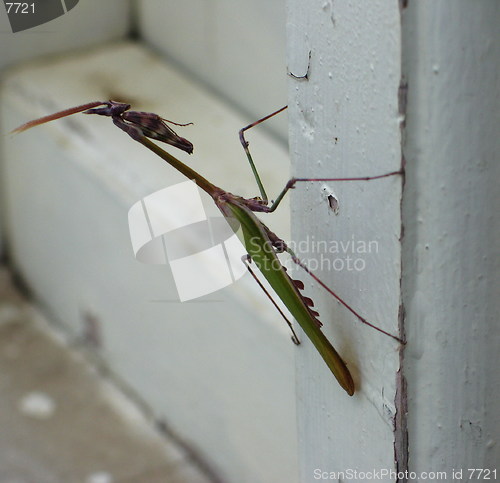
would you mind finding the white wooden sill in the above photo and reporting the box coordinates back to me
[1,41,298,483]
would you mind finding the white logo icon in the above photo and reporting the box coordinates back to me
[128,180,247,301]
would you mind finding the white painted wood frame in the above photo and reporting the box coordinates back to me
[287,1,405,480]
[288,0,499,481]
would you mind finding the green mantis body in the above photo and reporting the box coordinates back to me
[225,200,355,394]
[13,101,404,396]
[139,135,356,393]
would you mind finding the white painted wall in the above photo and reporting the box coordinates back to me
[137,0,288,140]
[287,1,404,480]
[402,0,499,476]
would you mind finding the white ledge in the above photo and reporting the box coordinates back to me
[1,41,298,483]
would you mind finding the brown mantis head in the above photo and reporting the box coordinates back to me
[12,100,194,155]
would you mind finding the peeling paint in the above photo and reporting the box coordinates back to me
[321,184,340,214]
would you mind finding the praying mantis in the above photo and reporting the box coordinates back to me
[12,100,404,396]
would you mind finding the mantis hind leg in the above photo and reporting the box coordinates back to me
[268,170,404,212]
[241,255,300,345]
[281,247,405,344]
